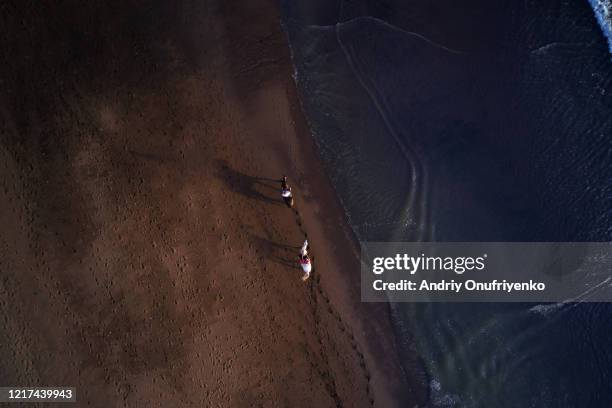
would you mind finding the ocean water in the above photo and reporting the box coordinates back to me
[589,0,612,54]
[281,1,612,407]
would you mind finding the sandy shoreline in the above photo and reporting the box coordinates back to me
[0,1,421,406]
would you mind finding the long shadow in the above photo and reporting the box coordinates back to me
[216,160,282,205]
[249,233,301,252]
[270,254,301,269]
[249,233,303,270]
[129,149,173,163]
[255,235,300,252]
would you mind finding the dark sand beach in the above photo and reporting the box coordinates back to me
[0,1,419,406]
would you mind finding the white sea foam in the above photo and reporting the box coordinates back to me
[588,0,612,56]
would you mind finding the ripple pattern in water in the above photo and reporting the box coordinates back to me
[282,0,612,406]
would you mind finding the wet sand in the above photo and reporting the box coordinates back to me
[0,1,419,406]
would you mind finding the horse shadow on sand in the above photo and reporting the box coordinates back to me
[215,159,283,206]
[248,232,304,270]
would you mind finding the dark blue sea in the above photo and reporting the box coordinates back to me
[281,1,612,406]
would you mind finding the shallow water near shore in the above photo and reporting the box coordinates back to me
[282,0,612,406]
